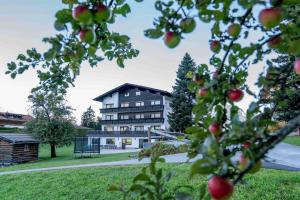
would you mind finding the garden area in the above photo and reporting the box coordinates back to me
[284,136,300,147]
[0,164,299,200]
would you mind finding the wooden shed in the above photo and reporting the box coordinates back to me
[0,133,39,165]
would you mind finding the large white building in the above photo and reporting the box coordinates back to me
[88,83,172,148]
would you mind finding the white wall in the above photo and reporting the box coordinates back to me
[102,92,119,108]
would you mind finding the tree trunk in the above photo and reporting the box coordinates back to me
[50,143,56,158]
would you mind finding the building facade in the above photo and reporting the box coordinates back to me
[88,83,172,148]
[0,112,33,128]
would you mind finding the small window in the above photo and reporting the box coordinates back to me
[151,113,161,118]
[105,115,113,120]
[124,92,130,97]
[105,104,114,108]
[120,115,129,120]
[120,126,130,131]
[151,100,161,105]
[121,102,130,107]
[135,101,144,107]
[135,114,144,119]
[153,125,161,130]
[106,138,115,145]
[136,91,141,96]
[135,126,144,131]
[122,138,132,145]
[24,144,29,151]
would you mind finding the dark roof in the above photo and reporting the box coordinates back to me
[93,83,172,102]
[0,133,39,144]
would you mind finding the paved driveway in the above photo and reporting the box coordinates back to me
[0,143,299,176]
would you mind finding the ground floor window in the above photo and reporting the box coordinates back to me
[135,126,144,131]
[106,138,115,145]
[153,125,161,130]
[122,138,132,145]
[120,126,130,131]
[24,144,29,151]
[104,126,114,131]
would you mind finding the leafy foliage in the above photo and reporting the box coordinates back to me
[81,106,97,128]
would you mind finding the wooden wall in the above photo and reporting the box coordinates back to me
[0,139,39,164]
[0,140,13,164]
[12,143,39,163]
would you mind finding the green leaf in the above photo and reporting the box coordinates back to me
[144,29,164,39]
[190,158,217,176]
[114,3,131,17]
[117,58,125,68]
[133,173,150,182]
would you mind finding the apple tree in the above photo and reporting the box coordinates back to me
[5,0,300,199]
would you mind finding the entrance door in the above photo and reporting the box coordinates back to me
[138,139,148,148]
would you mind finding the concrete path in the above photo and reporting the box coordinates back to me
[0,143,299,176]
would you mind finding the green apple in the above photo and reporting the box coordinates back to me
[180,18,196,33]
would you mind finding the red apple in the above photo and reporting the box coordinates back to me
[164,32,180,48]
[227,89,244,102]
[210,40,221,53]
[227,23,241,37]
[259,8,282,29]
[209,123,221,135]
[208,176,234,200]
[268,36,282,48]
[72,5,93,24]
[294,58,300,75]
[199,88,209,97]
[80,29,96,44]
[242,141,251,149]
[180,18,196,33]
[94,3,111,23]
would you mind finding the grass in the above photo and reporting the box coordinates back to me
[0,164,299,200]
[283,136,300,147]
[0,144,136,172]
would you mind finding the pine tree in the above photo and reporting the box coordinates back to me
[168,53,196,132]
[81,106,96,128]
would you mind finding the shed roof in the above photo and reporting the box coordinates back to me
[0,133,39,144]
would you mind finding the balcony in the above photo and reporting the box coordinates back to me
[101,118,164,125]
[100,105,164,113]
[88,131,163,138]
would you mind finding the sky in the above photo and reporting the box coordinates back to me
[0,0,267,123]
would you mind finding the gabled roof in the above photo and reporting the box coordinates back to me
[93,83,172,102]
[0,112,33,126]
[0,133,39,144]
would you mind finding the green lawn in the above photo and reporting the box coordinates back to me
[0,144,136,172]
[284,136,300,147]
[0,164,299,200]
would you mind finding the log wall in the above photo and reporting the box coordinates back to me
[0,140,13,164]
[12,143,39,163]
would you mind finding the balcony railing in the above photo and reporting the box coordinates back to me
[101,118,164,125]
[88,131,163,138]
[100,105,164,113]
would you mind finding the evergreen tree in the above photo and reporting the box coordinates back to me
[264,55,300,122]
[168,53,196,132]
[81,106,96,128]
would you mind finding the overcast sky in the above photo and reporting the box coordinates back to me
[0,1,268,122]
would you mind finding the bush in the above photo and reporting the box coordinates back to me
[138,142,189,159]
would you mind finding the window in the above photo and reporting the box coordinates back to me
[124,92,130,97]
[105,115,113,120]
[136,91,141,96]
[106,138,115,145]
[151,100,161,105]
[92,138,100,145]
[153,125,161,130]
[24,144,29,151]
[104,126,114,131]
[122,138,132,145]
[135,126,144,131]
[120,126,130,131]
[120,115,129,120]
[121,102,130,107]
[135,101,144,107]
[135,113,144,119]
[105,104,114,108]
[151,113,161,118]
